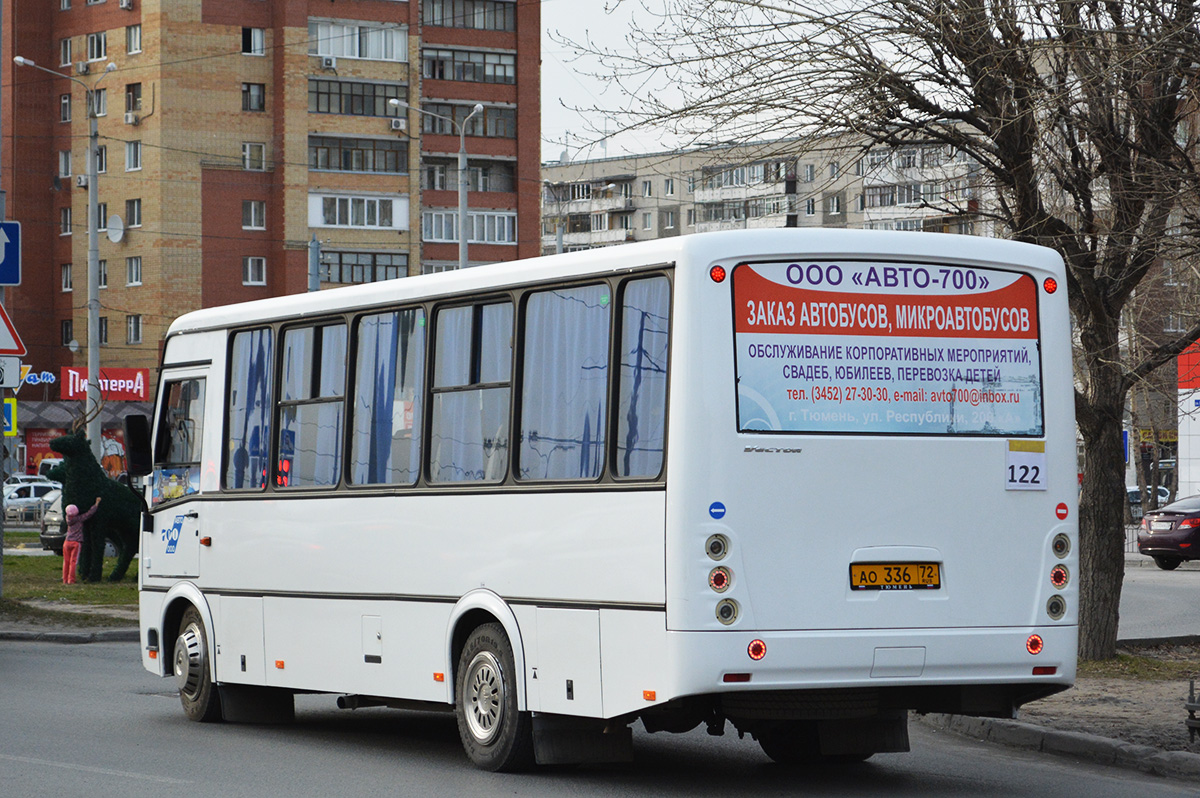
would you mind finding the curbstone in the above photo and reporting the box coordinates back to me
[0,627,138,643]
[919,712,1200,781]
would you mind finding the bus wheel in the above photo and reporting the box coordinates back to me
[455,623,534,771]
[174,606,222,722]
[757,722,873,766]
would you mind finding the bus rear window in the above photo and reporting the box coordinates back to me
[733,260,1043,436]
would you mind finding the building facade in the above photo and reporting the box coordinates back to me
[0,0,539,474]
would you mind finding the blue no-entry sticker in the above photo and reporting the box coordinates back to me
[709,502,727,520]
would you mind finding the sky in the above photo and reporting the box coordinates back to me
[540,0,669,163]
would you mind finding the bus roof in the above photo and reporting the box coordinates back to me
[166,229,1061,336]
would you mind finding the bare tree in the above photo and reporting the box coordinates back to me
[567,0,1200,658]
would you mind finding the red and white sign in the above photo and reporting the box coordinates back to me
[0,303,26,356]
[60,367,150,401]
[1056,503,1069,520]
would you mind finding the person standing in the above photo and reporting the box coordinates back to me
[62,496,101,585]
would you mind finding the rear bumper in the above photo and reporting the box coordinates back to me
[664,625,1076,711]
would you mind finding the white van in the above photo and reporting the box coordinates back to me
[36,458,64,478]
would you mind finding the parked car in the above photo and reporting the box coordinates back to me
[3,481,61,521]
[1127,485,1172,520]
[38,490,65,555]
[1138,494,1200,570]
[4,474,56,487]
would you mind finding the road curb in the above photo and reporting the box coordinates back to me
[918,713,1200,780]
[0,628,138,643]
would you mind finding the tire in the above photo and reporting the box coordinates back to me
[1153,556,1183,571]
[757,722,872,766]
[454,623,534,772]
[174,606,222,722]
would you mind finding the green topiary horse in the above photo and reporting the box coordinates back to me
[48,430,142,582]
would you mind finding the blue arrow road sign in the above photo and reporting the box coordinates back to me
[0,221,21,285]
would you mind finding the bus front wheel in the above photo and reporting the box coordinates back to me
[174,606,222,722]
[454,623,534,771]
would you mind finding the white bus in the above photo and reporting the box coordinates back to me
[128,229,1077,770]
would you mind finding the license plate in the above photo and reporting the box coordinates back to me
[1151,521,1174,532]
[850,562,941,591]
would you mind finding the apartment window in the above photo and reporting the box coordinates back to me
[242,27,265,56]
[93,89,107,116]
[58,151,72,177]
[62,264,72,292]
[804,164,815,182]
[126,315,142,344]
[96,145,107,173]
[664,210,676,229]
[125,83,142,113]
[243,257,266,286]
[423,0,516,31]
[96,203,108,231]
[61,320,73,347]
[422,103,515,138]
[642,212,652,229]
[308,135,407,173]
[126,25,142,54]
[97,258,107,287]
[320,251,408,283]
[898,149,919,169]
[60,207,72,235]
[308,20,408,62]
[867,149,891,167]
[642,180,652,197]
[315,195,396,229]
[805,198,815,215]
[126,198,142,227]
[60,95,72,122]
[86,0,104,4]
[126,140,142,170]
[830,161,840,179]
[687,208,695,227]
[60,40,73,67]
[424,164,447,190]
[308,79,405,117]
[865,185,897,208]
[242,200,266,230]
[828,195,843,215]
[61,0,71,9]
[87,32,106,61]
[242,83,266,112]
[98,317,108,346]
[422,48,515,84]
[126,256,142,286]
[664,178,675,196]
[422,211,517,243]
[242,142,266,170]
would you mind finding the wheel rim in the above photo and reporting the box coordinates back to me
[174,623,205,700]
[463,651,505,745]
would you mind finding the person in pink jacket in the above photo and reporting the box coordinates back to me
[62,496,101,585]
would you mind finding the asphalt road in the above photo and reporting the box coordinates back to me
[1117,559,1200,640]
[1,641,1195,798]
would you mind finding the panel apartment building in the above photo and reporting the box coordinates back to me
[541,136,988,254]
[0,0,538,474]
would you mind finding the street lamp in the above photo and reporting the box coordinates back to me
[390,98,483,271]
[15,56,116,459]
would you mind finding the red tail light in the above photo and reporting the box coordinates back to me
[1026,634,1044,655]
[1180,518,1200,529]
[747,639,767,660]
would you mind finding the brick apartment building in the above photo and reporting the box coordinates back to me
[0,0,539,474]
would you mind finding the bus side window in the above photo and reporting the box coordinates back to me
[278,323,347,488]
[153,378,205,504]
[225,328,274,490]
[616,276,670,478]
[351,308,426,485]
[430,302,513,483]
[518,285,611,480]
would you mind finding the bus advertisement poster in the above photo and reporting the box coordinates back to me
[733,260,1043,436]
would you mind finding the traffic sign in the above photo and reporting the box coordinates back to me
[0,356,19,388]
[0,221,21,285]
[0,303,25,356]
[3,398,15,437]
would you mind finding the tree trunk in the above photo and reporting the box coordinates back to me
[1076,361,1128,661]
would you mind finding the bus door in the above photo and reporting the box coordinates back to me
[145,370,208,579]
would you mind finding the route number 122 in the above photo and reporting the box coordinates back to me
[1006,440,1047,491]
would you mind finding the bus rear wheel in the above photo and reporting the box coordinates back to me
[454,623,534,772]
[174,606,222,722]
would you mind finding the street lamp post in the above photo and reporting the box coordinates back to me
[390,98,482,271]
[14,56,115,459]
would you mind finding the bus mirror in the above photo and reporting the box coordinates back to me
[124,414,153,477]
